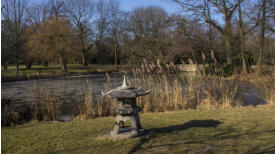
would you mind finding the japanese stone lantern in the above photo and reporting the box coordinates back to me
[103,75,150,139]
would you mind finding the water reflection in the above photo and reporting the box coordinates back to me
[1,73,124,104]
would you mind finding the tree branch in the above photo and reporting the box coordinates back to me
[208,0,225,14]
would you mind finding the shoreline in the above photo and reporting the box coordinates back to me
[1,71,121,83]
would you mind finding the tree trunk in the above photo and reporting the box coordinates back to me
[206,0,213,51]
[62,63,68,72]
[81,51,88,66]
[79,28,88,66]
[257,0,266,73]
[26,63,32,69]
[61,58,68,72]
[224,17,233,65]
[238,0,248,73]
[60,54,68,72]
[114,43,117,67]
[43,61,48,67]
[16,58,19,77]
[224,33,233,65]
[3,62,8,70]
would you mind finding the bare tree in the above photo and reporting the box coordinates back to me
[128,6,169,62]
[64,0,95,66]
[27,3,48,26]
[95,0,110,42]
[257,0,266,73]
[47,0,64,18]
[257,0,274,72]
[109,0,121,66]
[1,21,12,70]
[238,0,248,73]
[166,14,210,63]
[2,0,29,76]
[173,0,244,65]
[205,0,213,50]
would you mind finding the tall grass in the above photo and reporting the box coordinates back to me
[75,60,245,119]
[1,99,32,126]
[26,63,273,121]
[32,85,61,121]
[2,85,61,126]
[76,91,117,119]
[232,69,274,105]
[75,73,117,119]
[129,60,242,112]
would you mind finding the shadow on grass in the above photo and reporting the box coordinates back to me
[128,119,222,154]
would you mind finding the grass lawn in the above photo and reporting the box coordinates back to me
[2,105,275,153]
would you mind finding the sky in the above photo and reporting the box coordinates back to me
[4,0,223,24]
[118,0,223,24]
[25,0,182,15]
[119,0,182,15]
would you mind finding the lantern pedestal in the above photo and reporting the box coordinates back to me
[103,76,150,139]
[104,98,145,139]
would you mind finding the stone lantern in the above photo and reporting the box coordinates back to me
[103,75,150,139]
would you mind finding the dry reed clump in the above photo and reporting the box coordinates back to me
[76,73,117,119]
[232,71,274,105]
[194,77,242,109]
[2,84,61,126]
[253,82,274,105]
[130,60,242,111]
[76,91,117,119]
[1,99,20,126]
[130,60,184,112]
[1,99,32,126]
[76,60,255,118]
[32,85,61,121]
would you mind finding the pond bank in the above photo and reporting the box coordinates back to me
[1,71,122,82]
[1,64,135,82]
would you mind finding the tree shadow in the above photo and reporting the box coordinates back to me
[128,119,222,154]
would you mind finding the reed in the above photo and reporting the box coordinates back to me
[76,60,245,118]
[232,71,274,105]
[33,63,272,121]
[32,85,61,121]
[130,60,242,111]
[2,84,61,126]
[1,99,21,126]
[75,73,117,119]
[76,90,96,119]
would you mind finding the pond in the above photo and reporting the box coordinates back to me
[1,73,125,121]
[1,72,267,122]
[2,73,124,103]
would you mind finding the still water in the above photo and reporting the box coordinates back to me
[2,73,124,103]
[2,73,126,120]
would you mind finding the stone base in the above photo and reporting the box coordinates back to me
[103,128,145,139]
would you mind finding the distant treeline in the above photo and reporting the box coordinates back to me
[1,0,274,75]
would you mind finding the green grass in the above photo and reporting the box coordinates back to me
[2,105,275,153]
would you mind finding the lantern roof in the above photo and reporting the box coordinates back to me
[103,75,150,98]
